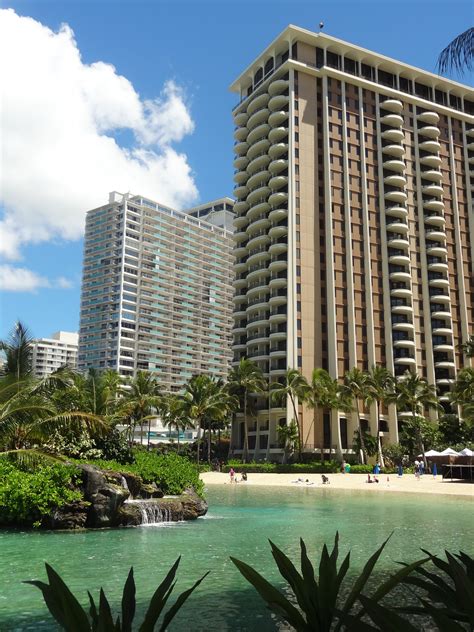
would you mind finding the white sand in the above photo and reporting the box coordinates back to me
[201,471,474,498]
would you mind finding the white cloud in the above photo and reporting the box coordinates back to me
[0,9,198,261]
[0,265,73,292]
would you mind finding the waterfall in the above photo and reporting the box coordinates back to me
[120,476,129,491]
[125,499,173,525]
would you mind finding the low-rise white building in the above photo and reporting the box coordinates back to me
[31,331,79,377]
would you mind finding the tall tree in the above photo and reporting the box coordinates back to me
[366,365,395,468]
[270,369,309,460]
[159,393,192,453]
[437,27,474,76]
[461,334,474,359]
[390,372,440,468]
[0,321,33,382]
[119,371,161,448]
[450,367,474,425]
[342,368,372,464]
[228,359,267,463]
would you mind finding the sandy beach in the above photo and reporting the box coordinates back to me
[201,471,474,498]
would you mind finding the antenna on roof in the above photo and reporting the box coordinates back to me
[319,21,324,31]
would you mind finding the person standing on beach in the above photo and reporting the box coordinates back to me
[229,468,235,483]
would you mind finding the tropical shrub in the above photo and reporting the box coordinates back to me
[26,557,208,631]
[0,461,81,527]
[222,461,340,474]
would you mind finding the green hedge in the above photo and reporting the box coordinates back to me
[88,451,204,497]
[222,461,340,474]
[0,461,82,527]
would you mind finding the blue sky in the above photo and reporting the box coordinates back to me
[1,0,472,340]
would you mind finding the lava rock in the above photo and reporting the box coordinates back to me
[139,483,164,499]
[46,501,89,529]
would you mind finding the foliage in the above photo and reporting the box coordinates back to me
[353,430,378,458]
[450,368,474,425]
[398,415,441,460]
[43,427,133,463]
[231,532,427,631]
[223,461,340,474]
[383,443,408,468]
[270,369,309,459]
[25,557,208,631]
[277,420,300,463]
[88,451,204,497]
[0,461,81,527]
[461,333,474,358]
[347,464,377,474]
[436,414,474,447]
[0,320,33,379]
[437,27,474,76]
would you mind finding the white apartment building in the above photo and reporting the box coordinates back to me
[31,331,79,377]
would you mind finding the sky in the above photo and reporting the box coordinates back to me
[0,0,472,341]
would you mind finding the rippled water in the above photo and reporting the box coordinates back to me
[1,486,472,630]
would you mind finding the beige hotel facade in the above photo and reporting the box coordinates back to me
[230,25,474,459]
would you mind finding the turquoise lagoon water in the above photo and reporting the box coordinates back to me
[0,486,472,630]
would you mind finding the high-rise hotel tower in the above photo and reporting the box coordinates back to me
[78,192,234,390]
[231,25,474,459]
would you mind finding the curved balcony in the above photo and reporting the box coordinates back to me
[269,311,287,325]
[268,109,289,127]
[380,98,403,113]
[247,200,270,220]
[247,282,270,298]
[381,113,403,127]
[384,174,407,188]
[234,111,248,127]
[268,224,288,239]
[428,277,449,288]
[433,343,454,353]
[234,126,248,142]
[233,308,247,320]
[431,310,451,321]
[423,198,444,212]
[247,232,270,250]
[247,185,271,206]
[234,141,249,156]
[233,214,248,230]
[234,184,249,200]
[426,245,447,257]
[391,288,412,300]
[268,78,289,96]
[247,122,270,146]
[233,155,249,171]
[417,111,439,125]
[247,92,270,116]
[382,143,405,157]
[386,221,409,233]
[247,216,271,235]
[246,332,269,346]
[422,184,443,197]
[268,94,289,111]
[390,270,411,282]
[387,236,409,249]
[386,205,408,219]
[233,170,249,185]
[385,190,408,204]
[246,169,270,190]
[383,159,405,172]
[247,138,271,161]
[269,293,287,307]
[418,125,440,139]
[247,314,270,329]
[269,241,288,256]
[269,348,286,360]
[233,244,248,259]
[247,107,270,131]
[269,157,288,175]
[233,293,247,306]
[424,213,445,227]
[394,357,416,366]
[247,249,270,267]
[427,260,448,273]
[268,126,288,143]
[268,174,288,190]
[391,304,413,315]
[389,254,410,266]
[419,154,442,168]
[246,298,270,314]
[247,153,271,175]
[232,342,247,352]
[247,264,270,282]
[393,339,416,348]
[434,360,456,369]
[392,321,414,331]
[430,292,450,304]
[269,275,287,290]
[269,329,286,341]
[234,200,249,215]
[233,228,248,244]
[269,142,289,159]
[422,169,443,182]
[234,260,248,274]
[418,139,440,153]
[468,141,474,150]
[233,276,247,289]
[432,326,452,336]
[269,207,288,222]
[424,229,446,242]
[269,258,288,273]
[269,190,288,206]
[381,129,405,143]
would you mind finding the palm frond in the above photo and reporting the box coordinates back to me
[437,28,474,76]
[0,448,67,468]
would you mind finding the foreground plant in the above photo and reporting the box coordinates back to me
[25,557,208,631]
[231,533,427,631]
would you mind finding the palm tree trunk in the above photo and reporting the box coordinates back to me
[414,408,427,470]
[196,419,201,466]
[375,401,385,468]
[243,392,249,463]
[177,424,180,454]
[147,417,152,451]
[289,393,302,461]
[328,411,332,463]
[356,401,366,464]
[207,421,211,464]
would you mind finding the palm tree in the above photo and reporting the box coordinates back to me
[437,27,474,76]
[270,369,309,460]
[228,359,267,463]
[277,420,299,464]
[304,368,342,460]
[159,393,192,453]
[461,334,474,359]
[0,321,33,381]
[119,371,161,448]
[450,368,474,425]
[366,366,395,468]
[342,368,372,464]
[390,372,441,469]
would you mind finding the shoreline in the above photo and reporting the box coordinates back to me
[201,472,474,499]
